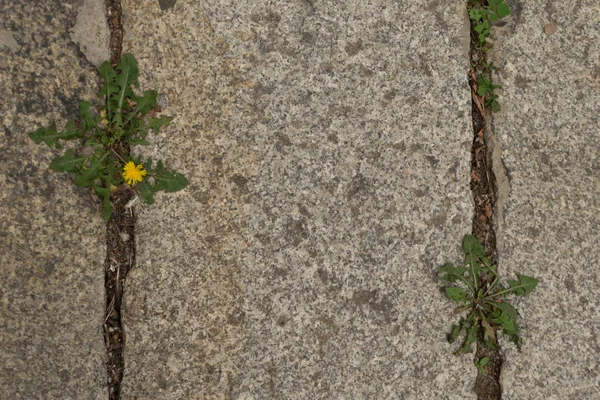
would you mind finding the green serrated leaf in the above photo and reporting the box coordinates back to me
[49,149,85,173]
[99,61,118,123]
[113,54,139,129]
[93,185,113,221]
[124,90,157,124]
[139,181,155,205]
[446,287,471,305]
[152,160,188,193]
[28,120,80,149]
[463,234,486,271]
[508,274,539,296]
[29,124,61,149]
[146,116,172,134]
[490,301,519,335]
[129,138,150,146]
[438,263,468,283]
[456,321,479,355]
[79,101,97,130]
[74,156,102,187]
[448,319,464,343]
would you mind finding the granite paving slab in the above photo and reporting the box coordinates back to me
[489,1,600,398]
[121,0,477,398]
[0,1,107,398]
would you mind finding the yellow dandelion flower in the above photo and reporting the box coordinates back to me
[122,161,147,186]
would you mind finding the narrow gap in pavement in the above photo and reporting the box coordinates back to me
[467,2,503,399]
[103,2,132,400]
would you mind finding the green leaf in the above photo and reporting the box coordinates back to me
[146,116,172,134]
[152,160,188,193]
[49,149,85,173]
[445,287,471,305]
[477,75,492,96]
[496,3,510,18]
[99,61,118,124]
[79,101,96,130]
[139,181,155,205]
[463,235,486,277]
[490,301,519,335]
[456,320,479,355]
[101,153,122,187]
[124,90,157,124]
[74,156,102,187]
[129,138,150,146]
[490,100,501,112]
[481,318,497,348]
[508,274,539,296]
[469,9,482,22]
[93,185,113,221]
[438,263,468,283]
[447,319,464,343]
[112,54,139,129]
[28,120,80,149]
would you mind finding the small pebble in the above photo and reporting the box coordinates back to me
[544,24,557,35]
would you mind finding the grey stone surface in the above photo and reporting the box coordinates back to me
[490,0,600,398]
[70,0,111,67]
[122,0,477,398]
[0,1,106,399]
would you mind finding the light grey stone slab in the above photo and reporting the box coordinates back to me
[70,0,111,67]
[122,0,476,398]
[489,1,600,398]
[0,1,107,399]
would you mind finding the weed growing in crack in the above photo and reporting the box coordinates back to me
[477,73,502,112]
[468,0,510,46]
[438,235,538,367]
[468,0,510,112]
[474,356,490,373]
[29,54,187,220]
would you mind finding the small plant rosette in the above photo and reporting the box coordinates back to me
[28,54,187,220]
[438,235,538,358]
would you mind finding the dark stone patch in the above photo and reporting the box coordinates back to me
[344,39,363,56]
[227,310,245,326]
[514,74,531,89]
[384,89,396,101]
[230,174,249,193]
[276,132,291,147]
[351,289,394,323]
[427,213,447,228]
[276,314,289,327]
[347,173,369,200]
[564,276,577,293]
[158,0,177,10]
[301,31,316,45]
[285,219,308,247]
[425,155,439,167]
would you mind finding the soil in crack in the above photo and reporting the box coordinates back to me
[468,3,503,400]
[104,1,127,399]
[104,190,135,400]
[469,96,502,400]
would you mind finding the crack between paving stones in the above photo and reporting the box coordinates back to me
[467,4,503,400]
[103,2,131,400]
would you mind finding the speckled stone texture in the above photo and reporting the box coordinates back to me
[0,1,107,399]
[489,1,600,398]
[122,1,477,398]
